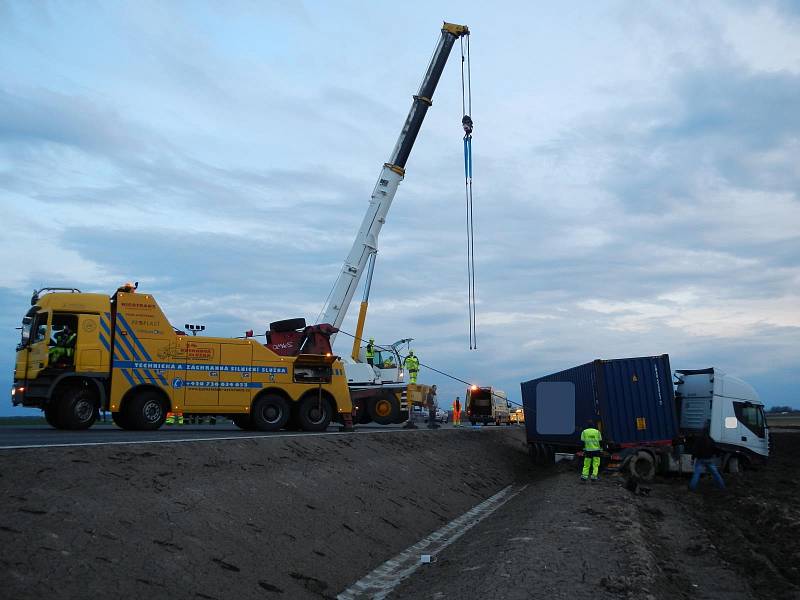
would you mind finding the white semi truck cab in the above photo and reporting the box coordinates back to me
[675,368,769,465]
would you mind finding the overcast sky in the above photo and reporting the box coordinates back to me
[1,1,799,415]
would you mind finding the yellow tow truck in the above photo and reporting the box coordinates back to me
[12,286,352,431]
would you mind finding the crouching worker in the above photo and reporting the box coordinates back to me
[581,419,602,481]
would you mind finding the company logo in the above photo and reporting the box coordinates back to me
[187,345,214,360]
[82,320,97,333]
[172,377,184,389]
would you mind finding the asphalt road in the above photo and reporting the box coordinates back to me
[0,420,500,449]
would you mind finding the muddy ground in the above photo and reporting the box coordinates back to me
[0,429,797,600]
[393,432,799,600]
[685,431,800,600]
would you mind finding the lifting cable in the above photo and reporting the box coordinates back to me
[338,328,522,408]
[238,328,521,408]
[460,33,477,350]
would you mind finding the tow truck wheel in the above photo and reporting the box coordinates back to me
[125,391,167,430]
[251,394,290,431]
[112,411,132,430]
[44,403,62,429]
[232,414,256,431]
[369,395,399,425]
[297,395,332,432]
[58,386,98,430]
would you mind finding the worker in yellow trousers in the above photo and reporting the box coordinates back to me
[403,351,420,384]
[581,419,602,481]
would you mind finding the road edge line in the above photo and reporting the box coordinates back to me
[337,482,528,600]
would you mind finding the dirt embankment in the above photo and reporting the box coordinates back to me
[390,432,800,600]
[683,432,800,600]
[0,428,534,600]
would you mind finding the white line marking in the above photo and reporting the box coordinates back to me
[0,426,431,451]
[337,483,528,600]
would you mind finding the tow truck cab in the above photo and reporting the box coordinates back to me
[13,291,111,411]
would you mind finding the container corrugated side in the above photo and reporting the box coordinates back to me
[520,355,678,449]
[596,355,678,446]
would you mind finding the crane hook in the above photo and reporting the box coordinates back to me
[462,115,473,136]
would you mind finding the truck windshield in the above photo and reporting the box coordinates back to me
[17,307,39,351]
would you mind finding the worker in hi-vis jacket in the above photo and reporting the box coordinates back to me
[366,338,375,366]
[403,351,420,384]
[580,420,603,481]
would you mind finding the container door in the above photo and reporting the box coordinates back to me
[219,343,254,409]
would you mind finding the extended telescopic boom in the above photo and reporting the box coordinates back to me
[319,23,469,337]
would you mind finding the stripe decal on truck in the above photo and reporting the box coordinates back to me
[100,314,139,387]
[114,314,168,385]
[115,313,169,385]
[114,360,288,374]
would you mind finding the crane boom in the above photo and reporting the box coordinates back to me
[319,22,469,336]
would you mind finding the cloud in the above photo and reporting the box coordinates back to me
[0,88,147,156]
[1,2,799,414]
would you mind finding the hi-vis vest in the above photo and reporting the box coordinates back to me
[581,427,602,451]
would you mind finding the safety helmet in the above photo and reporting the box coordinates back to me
[369,337,374,342]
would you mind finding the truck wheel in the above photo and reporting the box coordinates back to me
[232,414,256,430]
[269,318,307,332]
[112,411,131,429]
[628,451,655,482]
[251,394,290,431]
[541,444,555,465]
[727,455,740,474]
[125,391,167,430]
[44,403,62,429]
[357,407,373,425]
[297,396,332,432]
[370,395,400,425]
[58,386,98,430]
[531,443,541,463]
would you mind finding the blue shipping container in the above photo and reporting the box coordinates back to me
[520,355,678,448]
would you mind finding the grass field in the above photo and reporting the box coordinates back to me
[766,412,800,427]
